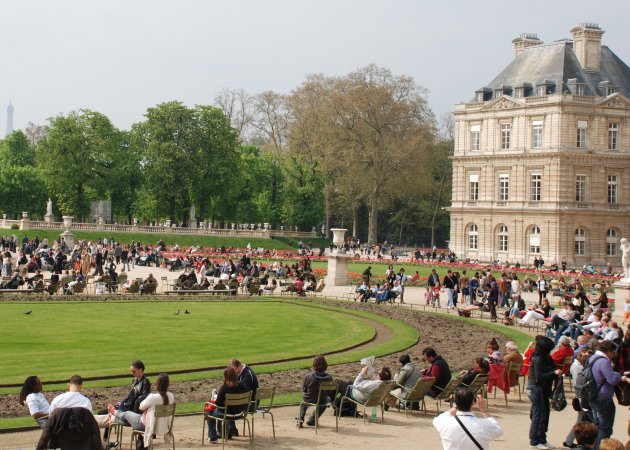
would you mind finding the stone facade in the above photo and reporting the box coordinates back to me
[449,24,630,266]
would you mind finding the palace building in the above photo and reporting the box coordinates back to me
[448,23,630,266]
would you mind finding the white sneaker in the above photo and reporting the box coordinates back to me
[530,445,548,449]
[542,442,556,449]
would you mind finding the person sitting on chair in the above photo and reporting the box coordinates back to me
[337,365,392,407]
[109,373,174,450]
[459,358,490,387]
[19,376,50,428]
[385,354,421,409]
[421,347,452,398]
[204,367,247,444]
[139,274,157,294]
[297,355,333,428]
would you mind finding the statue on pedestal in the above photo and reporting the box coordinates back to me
[46,198,53,216]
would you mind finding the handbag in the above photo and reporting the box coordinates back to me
[454,415,483,450]
[614,380,630,406]
[551,376,567,411]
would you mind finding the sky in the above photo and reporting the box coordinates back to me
[1,0,629,132]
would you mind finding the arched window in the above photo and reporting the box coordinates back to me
[575,228,586,255]
[497,225,509,252]
[468,224,478,250]
[606,228,618,256]
[529,226,541,254]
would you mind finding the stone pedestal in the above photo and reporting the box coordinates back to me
[325,252,350,286]
[44,214,54,223]
[325,228,349,286]
[189,220,197,229]
[20,212,31,231]
[612,280,628,316]
[60,229,75,248]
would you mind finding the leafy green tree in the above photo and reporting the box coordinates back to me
[130,102,239,224]
[35,110,122,220]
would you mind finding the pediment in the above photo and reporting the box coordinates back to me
[595,93,630,109]
[480,96,524,111]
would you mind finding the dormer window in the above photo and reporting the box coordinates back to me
[599,81,617,96]
[536,80,555,96]
[567,78,586,96]
[514,88,523,99]
[474,87,492,102]
[494,85,512,99]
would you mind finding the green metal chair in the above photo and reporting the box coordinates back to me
[392,377,435,416]
[298,379,339,433]
[338,380,396,424]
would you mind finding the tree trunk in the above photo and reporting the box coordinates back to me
[368,199,378,244]
[352,206,358,238]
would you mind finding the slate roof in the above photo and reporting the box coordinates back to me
[474,40,630,100]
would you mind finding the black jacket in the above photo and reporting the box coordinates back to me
[36,407,101,450]
[529,354,557,395]
[237,365,259,400]
[122,376,151,413]
[301,370,333,403]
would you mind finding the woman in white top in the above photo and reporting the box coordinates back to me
[19,376,50,428]
[1,251,12,277]
[109,373,174,449]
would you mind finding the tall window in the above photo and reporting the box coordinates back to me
[529,226,541,254]
[577,121,588,148]
[608,175,618,204]
[532,121,543,148]
[576,84,585,96]
[499,174,509,201]
[531,173,542,201]
[470,125,480,151]
[537,86,547,96]
[574,228,586,255]
[607,228,618,256]
[497,225,509,252]
[608,122,619,150]
[575,174,587,203]
[468,224,478,250]
[500,123,511,150]
[469,174,479,201]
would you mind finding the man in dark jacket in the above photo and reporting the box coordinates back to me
[421,347,452,398]
[229,359,259,435]
[298,355,333,427]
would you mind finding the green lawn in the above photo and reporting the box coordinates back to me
[1,301,375,385]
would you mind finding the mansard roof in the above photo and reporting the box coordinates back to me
[474,41,630,100]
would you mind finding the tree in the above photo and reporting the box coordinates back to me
[289,65,436,243]
[130,101,239,224]
[36,110,122,220]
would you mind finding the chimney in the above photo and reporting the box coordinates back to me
[512,33,542,57]
[570,23,605,72]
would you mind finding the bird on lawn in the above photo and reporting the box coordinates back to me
[184,309,190,314]
[23,311,32,315]
[175,309,180,315]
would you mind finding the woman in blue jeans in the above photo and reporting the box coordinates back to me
[205,367,247,444]
[527,335,562,449]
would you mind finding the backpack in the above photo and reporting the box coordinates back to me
[574,355,605,401]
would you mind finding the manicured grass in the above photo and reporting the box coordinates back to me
[1,301,375,385]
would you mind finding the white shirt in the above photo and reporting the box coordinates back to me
[26,392,50,416]
[510,280,520,295]
[49,391,92,413]
[570,359,583,381]
[433,410,503,450]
